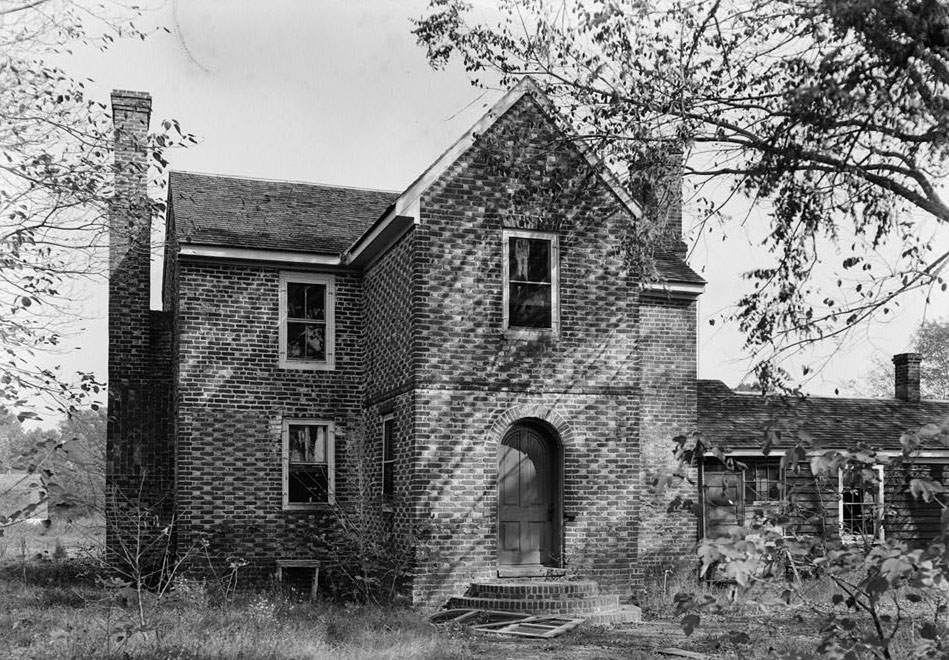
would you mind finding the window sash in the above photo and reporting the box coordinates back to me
[283,420,335,508]
[501,229,559,333]
[382,416,395,500]
[278,272,335,370]
[702,459,784,538]
[838,465,884,541]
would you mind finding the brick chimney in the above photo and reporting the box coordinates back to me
[107,89,152,483]
[629,149,685,258]
[893,353,922,403]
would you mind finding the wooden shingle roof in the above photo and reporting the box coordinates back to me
[698,379,949,451]
[655,256,705,285]
[168,171,398,255]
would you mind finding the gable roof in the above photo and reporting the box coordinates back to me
[166,78,701,283]
[345,77,646,265]
[168,171,398,254]
[698,379,949,452]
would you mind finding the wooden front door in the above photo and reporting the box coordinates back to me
[498,424,557,567]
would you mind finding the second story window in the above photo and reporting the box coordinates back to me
[279,272,335,370]
[502,229,559,333]
[382,415,395,502]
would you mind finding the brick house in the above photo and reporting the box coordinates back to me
[107,79,949,604]
[107,78,707,603]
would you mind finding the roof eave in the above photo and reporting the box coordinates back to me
[640,280,706,299]
[178,243,344,267]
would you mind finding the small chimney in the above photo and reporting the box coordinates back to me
[628,149,685,258]
[109,90,152,281]
[893,353,922,403]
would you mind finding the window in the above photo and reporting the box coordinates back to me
[838,465,884,542]
[276,560,320,599]
[744,461,782,505]
[702,458,783,538]
[502,229,559,333]
[382,415,395,502]
[283,420,335,508]
[279,272,335,370]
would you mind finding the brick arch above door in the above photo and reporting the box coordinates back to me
[485,404,575,447]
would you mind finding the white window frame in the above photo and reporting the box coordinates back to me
[838,465,885,543]
[381,413,395,504]
[278,272,336,370]
[501,229,560,336]
[282,419,335,509]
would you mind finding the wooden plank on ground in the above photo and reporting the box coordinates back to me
[658,648,708,659]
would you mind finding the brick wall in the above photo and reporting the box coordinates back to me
[635,295,700,580]
[172,261,365,580]
[405,93,653,602]
[363,231,419,564]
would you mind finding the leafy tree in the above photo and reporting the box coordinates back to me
[916,320,949,399]
[413,0,949,387]
[861,318,949,399]
[51,407,106,517]
[0,408,59,527]
[1,0,193,420]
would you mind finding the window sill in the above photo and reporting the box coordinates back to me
[283,502,334,512]
[503,327,558,341]
[839,533,884,546]
[279,358,335,371]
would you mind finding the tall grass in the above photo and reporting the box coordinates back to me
[0,561,472,660]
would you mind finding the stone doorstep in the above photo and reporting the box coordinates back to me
[468,580,600,598]
[446,594,621,614]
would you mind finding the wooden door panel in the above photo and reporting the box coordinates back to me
[499,444,520,506]
[498,426,556,567]
[500,522,520,552]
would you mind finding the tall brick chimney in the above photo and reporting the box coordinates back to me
[107,89,152,495]
[893,353,922,403]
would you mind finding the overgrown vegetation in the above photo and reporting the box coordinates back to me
[663,415,949,659]
[0,557,470,660]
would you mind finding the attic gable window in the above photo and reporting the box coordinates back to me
[279,272,335,370]
[502,229,560,334]
[283,420,335,508]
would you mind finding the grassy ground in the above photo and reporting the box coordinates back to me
[0,521,937,659]
[0,559,659,660]
[0,556,817,660]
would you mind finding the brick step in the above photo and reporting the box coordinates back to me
[466,580,600,599]
[446,594,620,614]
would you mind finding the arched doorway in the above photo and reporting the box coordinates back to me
[497,422,562,570]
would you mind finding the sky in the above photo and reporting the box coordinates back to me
[31,0,949,420]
